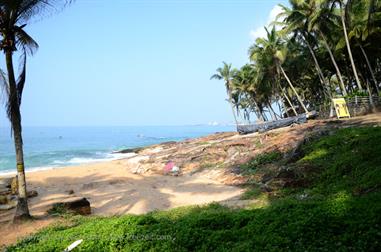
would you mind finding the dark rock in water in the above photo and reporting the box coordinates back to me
[50,197,91,215]
[27,190,38,198]
[114,147,144,154]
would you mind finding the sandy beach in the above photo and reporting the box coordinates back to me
[0,156,243,246]
[1,159,243,219]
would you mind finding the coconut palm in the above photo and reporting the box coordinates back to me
[213,0,381,122]
[332,0,363,90]
[306,0,350,96]
[342,0,381,93]
[211,62,239,125]
[250,27,309,114]
[231,64,266,121]
[276,1,332,99]
[0,0,69,222]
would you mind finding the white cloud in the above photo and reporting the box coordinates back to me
[249,5,283,41]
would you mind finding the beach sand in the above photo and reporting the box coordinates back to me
[1,160,243,218]
[0,158,243,246]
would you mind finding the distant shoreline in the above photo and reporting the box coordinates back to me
[0,152,137,177]
[0,125,235,177]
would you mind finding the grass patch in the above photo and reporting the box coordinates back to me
[240,151,282,174]
[7,127,381,251]
[240,187,262,200]
[298,127,381,196]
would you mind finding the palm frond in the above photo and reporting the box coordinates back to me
[0,68,9,107]
[15,26,39,55]
[17,52,27,105]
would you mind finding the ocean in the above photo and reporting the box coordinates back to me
[0,125,235,175]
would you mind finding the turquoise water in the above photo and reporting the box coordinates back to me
[0,125,234,174]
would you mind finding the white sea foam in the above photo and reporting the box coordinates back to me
[65,152,135,165]
[0,152,136,176]
[0,165,57,176]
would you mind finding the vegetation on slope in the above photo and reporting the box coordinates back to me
[7,126,381,251]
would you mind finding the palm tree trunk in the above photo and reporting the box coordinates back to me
[276,99,284,118]
[279,65,309,113]
[281,88,297,116]
[258,105,268,121]
[266,101,278,121]
[227,89,239,126]
[365,78,375,111]
[5,50,31,222]
[319,30,348,96]
[251,97,265,121]
[302,34,332,99]
[359,44,379,94]
[340,6,363,91]
[279,97,289,118]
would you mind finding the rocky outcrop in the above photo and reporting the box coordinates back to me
[0,176,39,210]
[49,197,91,215]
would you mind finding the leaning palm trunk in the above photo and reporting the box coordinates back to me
[319,31,348,96]
[226,89,239,126]
[278,97,289,118]
[359,44,379,94]
[302,34,332,99]
[266,101,278,121]
[281,87,298,116]
[276,99,284,118]
[365,78,375,111]
[251,97,265,121]
[340,6,363,91]
[279,65,309,114]
[5,50,30,221]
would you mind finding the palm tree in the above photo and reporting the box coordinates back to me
[343,0,381,93]
[306,0,349,96]
[276,1,332,99]
[333,0,363,90]
[250,27,309,114]
[231,65,265,121]
[211,62,239,125]
[0,0,69,222]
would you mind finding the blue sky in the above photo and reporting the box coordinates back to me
[1,0,287,126]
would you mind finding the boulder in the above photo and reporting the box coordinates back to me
[50,197,91,215]
[0,177,15,195]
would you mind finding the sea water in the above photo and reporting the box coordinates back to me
[0,125,234,175]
